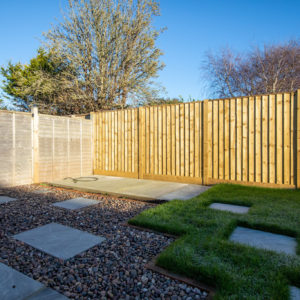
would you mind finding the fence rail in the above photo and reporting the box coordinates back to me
[93,90,300,188]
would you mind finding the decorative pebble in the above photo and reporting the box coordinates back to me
[0,185,208,299]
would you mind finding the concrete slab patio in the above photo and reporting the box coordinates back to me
[230,226,297,255]
[14,223,105,260]
[0,262,68,300]
[50,175,210,201]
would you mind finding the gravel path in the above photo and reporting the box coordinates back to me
[0,185,208,300]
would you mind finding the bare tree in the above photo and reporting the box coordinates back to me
[45,0,165,111]
[203,40,300,98]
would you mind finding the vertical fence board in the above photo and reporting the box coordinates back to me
[276,94,283,184]
[255,96,262,183]
[162,106,167,175]
[249,97,255,182]
[189,103,195,177]
[171,105,176,176]
[236,98,242,181]
[167,106,171,175]
[150,107,154,175]
[195,102,200,178]
[242,97,248,181]
[219,100,224,179]
[269,94,276,183]
[230,99,236,181]
[207,100,213,181]
[224,100,230,180]
[175,105,180,176]
[284,93,291,185]
[213,100,219,179]
[290,93,294,186]
[262,95,268,183]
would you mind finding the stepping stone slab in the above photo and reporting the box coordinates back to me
[0,262,68,300]
[53,197,99,210]
[14,223,105,260]
[0,196,17,204]
[25,287,68,300]
[209,203,250,214]
[290,286,300,300]
[230,226,297,255]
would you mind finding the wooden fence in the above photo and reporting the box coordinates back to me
[0,108,93,187]
[93,90,300,189]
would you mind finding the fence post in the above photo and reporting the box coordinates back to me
[297,90,300,188]
[31,106,39,183]
[90,112,95,175]
[202,99,209,185]
[138,107,145,179]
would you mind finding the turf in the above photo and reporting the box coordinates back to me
[129,184,300,299]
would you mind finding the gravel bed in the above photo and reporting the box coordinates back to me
[0,185,208,300]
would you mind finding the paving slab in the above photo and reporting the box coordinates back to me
[209,203,250,214]
[26,287,68,300]
[160,185,210,200]
[118,181,188,199]
[230,226,297,255]
[13,223,105,260]
[0,262,68,300]
[50,175,210,201]
[52,197,100,210]
[290,286,300,300]
[0,196,17,204]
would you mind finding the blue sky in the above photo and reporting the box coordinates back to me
[1,0,300,100]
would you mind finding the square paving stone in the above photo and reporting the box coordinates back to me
[290,286,300,300]
[13,223,105,260]
[0,262,68,300]
[230,226,297,255]
[52,197,100,210]
[209,203,250,214]
[0,196,17,204]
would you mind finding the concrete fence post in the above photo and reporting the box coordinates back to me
[31,106,39,183]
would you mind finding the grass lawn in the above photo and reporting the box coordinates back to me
[129,184,300,299]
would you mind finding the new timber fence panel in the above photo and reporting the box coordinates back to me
[139,103,204,184]
[93,104,205,184]
[0,108,92,187]
[92,90,300,188]
[207,92,298,188]
[93,109,139,178]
